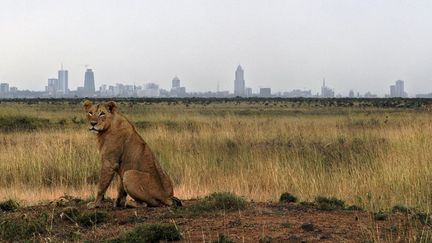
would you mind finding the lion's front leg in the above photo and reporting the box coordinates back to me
[114,179,127,208]
[88,160,117,209]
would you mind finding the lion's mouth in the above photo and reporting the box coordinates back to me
[89,127,100,133]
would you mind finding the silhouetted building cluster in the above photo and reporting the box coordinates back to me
[1,64,427,99]
[389,80,407,97]
[283,89,312,98]
[321,79,335,98]
[170,76,186,97]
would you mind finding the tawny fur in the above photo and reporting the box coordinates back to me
[83,100,178,208]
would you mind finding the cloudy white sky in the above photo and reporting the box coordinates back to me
[1,0,431,96]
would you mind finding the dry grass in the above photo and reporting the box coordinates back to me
[1,101,432,212]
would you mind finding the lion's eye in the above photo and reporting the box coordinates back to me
[88,112,93,116]
[100,112,105,117]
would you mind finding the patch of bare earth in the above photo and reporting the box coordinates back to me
[1,200,423,242]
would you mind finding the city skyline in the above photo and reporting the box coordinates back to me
[0,64,418,99]
[1,1,432,96]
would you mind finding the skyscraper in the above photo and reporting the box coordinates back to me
[84,69,95,94]
[321,78,334,98]
[58,65,68,94]
[0,83,9,93]
[390,80,407,97]
[172,76,180,89]
[234,65,245,96]
[170,76,186,97]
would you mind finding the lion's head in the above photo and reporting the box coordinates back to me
[83,100,117,133]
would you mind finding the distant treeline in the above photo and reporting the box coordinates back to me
[1,97,432,108]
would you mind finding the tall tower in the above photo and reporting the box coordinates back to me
[172,76,180,89]
[234,65,245,96]
[84,69,95,94]
[58,64,68,94]
[395,80,404,97]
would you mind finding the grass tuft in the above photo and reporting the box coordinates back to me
[373,211,388,221]
[0,199,19,212]
[279,193,298,203]
[212,233,234,243]
[187,192,247,214]
[0,214,48,241]
[314,196,345,210]
[391,204,411,214]
[108,223,181,243]
[346,205,364,211]
[77,211,108,227]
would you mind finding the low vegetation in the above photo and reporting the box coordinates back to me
[60,207,107,227]
[279,192,298,203]
[314,196,345,211]
[108,223,181,243]
[0,199,20,212]
[212,233,235,243]
[0,214,48,241]
[182,192,247,215]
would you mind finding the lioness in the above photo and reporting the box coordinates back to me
[83,100,181,209]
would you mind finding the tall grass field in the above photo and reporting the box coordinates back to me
[1,99,431,212]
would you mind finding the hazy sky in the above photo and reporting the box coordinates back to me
[1,0,431,96]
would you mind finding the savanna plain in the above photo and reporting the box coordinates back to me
[1,98,432,242]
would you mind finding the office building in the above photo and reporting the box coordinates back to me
[234,65,245,96]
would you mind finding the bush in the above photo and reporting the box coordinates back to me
[108,224,181,243]
[279,193,298,203]
[314,196,345,210]
[187,192,246,214]
[0,214,48,241]
[0,199,19,212]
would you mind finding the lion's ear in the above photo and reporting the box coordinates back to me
[105,101,117,113]
[83,100,93,111]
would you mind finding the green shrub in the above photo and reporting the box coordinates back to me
[392,204,410,214]
[108,224,181,243]
[77,211,108,227]
[279,193,297,203]
[346,205,363,211]
[314,196,345,210]
[373,211,388,221]
[212,233,234,243]
[60,207,81,222]
[0,214,48,241]
[299,201,315,209]
[0,199,19,212]
[188,192,246,214]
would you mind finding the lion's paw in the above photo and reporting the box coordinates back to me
[87,201,101,209]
